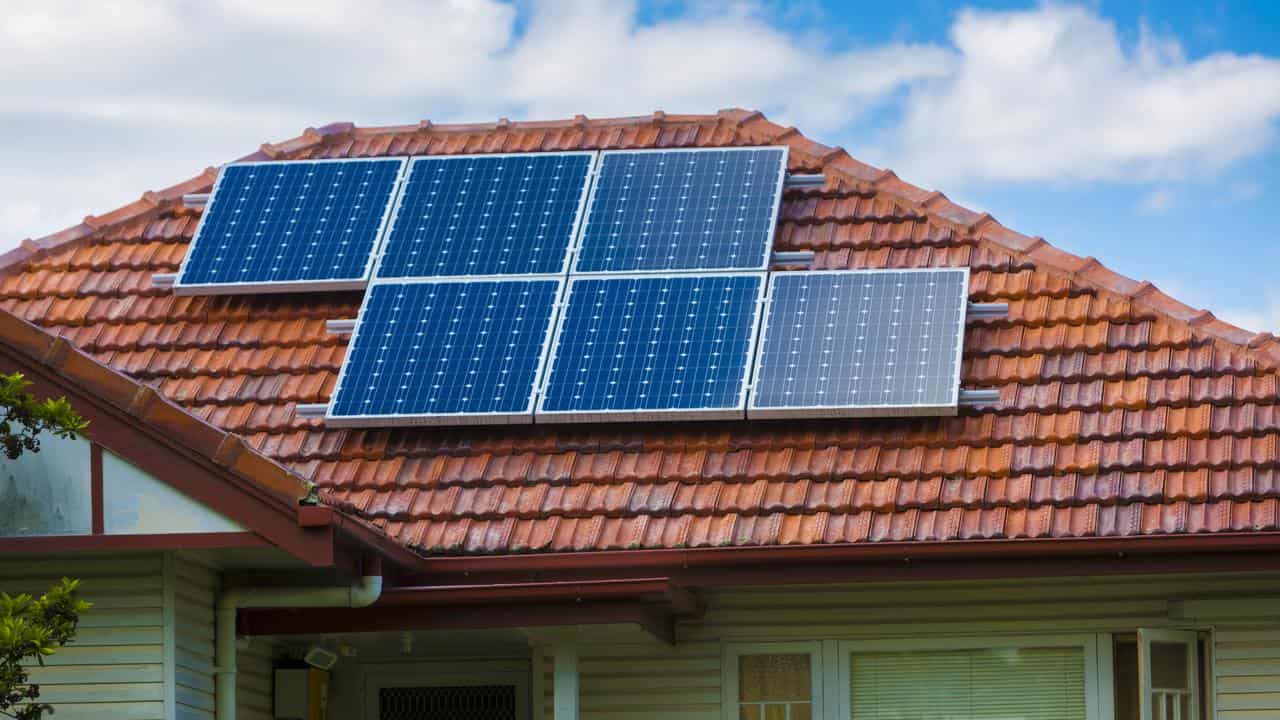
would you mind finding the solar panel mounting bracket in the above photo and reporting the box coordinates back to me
[182,193,209,209]
[326,319,357,335]
[151,273,177,289]
[958,389,1001,406]
[783,173,825,189]
[770,251,815,268]
[966,302,1009,320]
[295,404,329,419]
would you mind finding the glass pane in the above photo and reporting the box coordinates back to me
[740,706,761,720]
[791,702,812,720]
[1114,639,1139,720]
[739,654,811,702]
[1151,642,1190,690]
[764,706,788,720]
[850,646,1086,720]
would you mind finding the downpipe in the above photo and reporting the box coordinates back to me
[215,574,382,720]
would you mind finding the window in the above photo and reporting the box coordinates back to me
[839,637,1096,720]
[724,643,822,720]
[1113,631,1208,720]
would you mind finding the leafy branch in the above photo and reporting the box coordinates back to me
[0,579,91,719]
[0,373,87,460]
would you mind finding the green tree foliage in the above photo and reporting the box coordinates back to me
[0,579,91,719]
[0,372,91,717]
[0,373,87,460]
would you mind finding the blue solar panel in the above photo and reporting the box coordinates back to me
[538,274,764,421]
[327,278,561,426]
[376,153,594,278]
[749,269,969,418]
[573,147,787,273]
[175,158,404,293]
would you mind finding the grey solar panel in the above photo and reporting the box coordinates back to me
[573,147,788,273]
[174,158,406,294]
[537,273,765,423]
[748,268,969,418]
[326,277,562,427]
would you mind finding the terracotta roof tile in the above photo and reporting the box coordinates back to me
[3,109,1278,555]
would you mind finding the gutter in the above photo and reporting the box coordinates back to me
[405,532,1280,583]
[215,571,383,720]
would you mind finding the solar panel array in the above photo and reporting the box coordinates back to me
[174,158,405,294]
[170,147,973,427]
[750,269,969,418]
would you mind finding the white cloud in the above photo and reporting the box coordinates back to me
[1137,187,1174,214]
[0,0,953,244]
[1218,288,1280,334]
[3,1,1279,250]
[894,3,1280,185]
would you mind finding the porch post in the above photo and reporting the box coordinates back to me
[552,646,579,720]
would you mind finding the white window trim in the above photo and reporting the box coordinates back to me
[836,634,1105,720]
[722,641,825,720]
[362,659,531,720]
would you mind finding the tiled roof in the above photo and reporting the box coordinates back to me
[4,108,1280,556]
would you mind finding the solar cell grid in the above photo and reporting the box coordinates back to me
[574,147,787,273]
[377,153,594,279]
[176,158,404,293]
[326,278,561,426]
[538,273,764,422]
[749,268,968,418]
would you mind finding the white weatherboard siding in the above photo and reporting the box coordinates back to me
[237,636,280,720]
[0,555,167,720]
[170,557,218,720]
[524,573,1280,720]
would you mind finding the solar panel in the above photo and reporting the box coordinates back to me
[376,152,595,279]
[573,147,788,273]
[537,273,765,422]
[174,158,405,294]
[748,268,969,418]
[326,278,561,426]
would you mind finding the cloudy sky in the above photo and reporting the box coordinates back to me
[3,0,1279,330]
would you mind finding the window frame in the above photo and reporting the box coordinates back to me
[722,641,825,720]
[1137,628,1202,720]
[835,634,1107,720]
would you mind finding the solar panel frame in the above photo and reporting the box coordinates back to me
[747,267,970,419]
[534,271,768,424]
[173,157,409,295]
[371,151,599,280]
[324,275,565,428]
[569,146,789,275]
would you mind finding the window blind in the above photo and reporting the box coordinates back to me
[849,645,1087,720]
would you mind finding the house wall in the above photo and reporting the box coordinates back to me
[524,572,1280,720]
[0,552,287,720]
[0,554,168,720]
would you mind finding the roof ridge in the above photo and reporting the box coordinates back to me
[6,107,1277,371]
[719,110,1280,374]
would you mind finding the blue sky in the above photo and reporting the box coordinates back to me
[1,0,1278,330]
